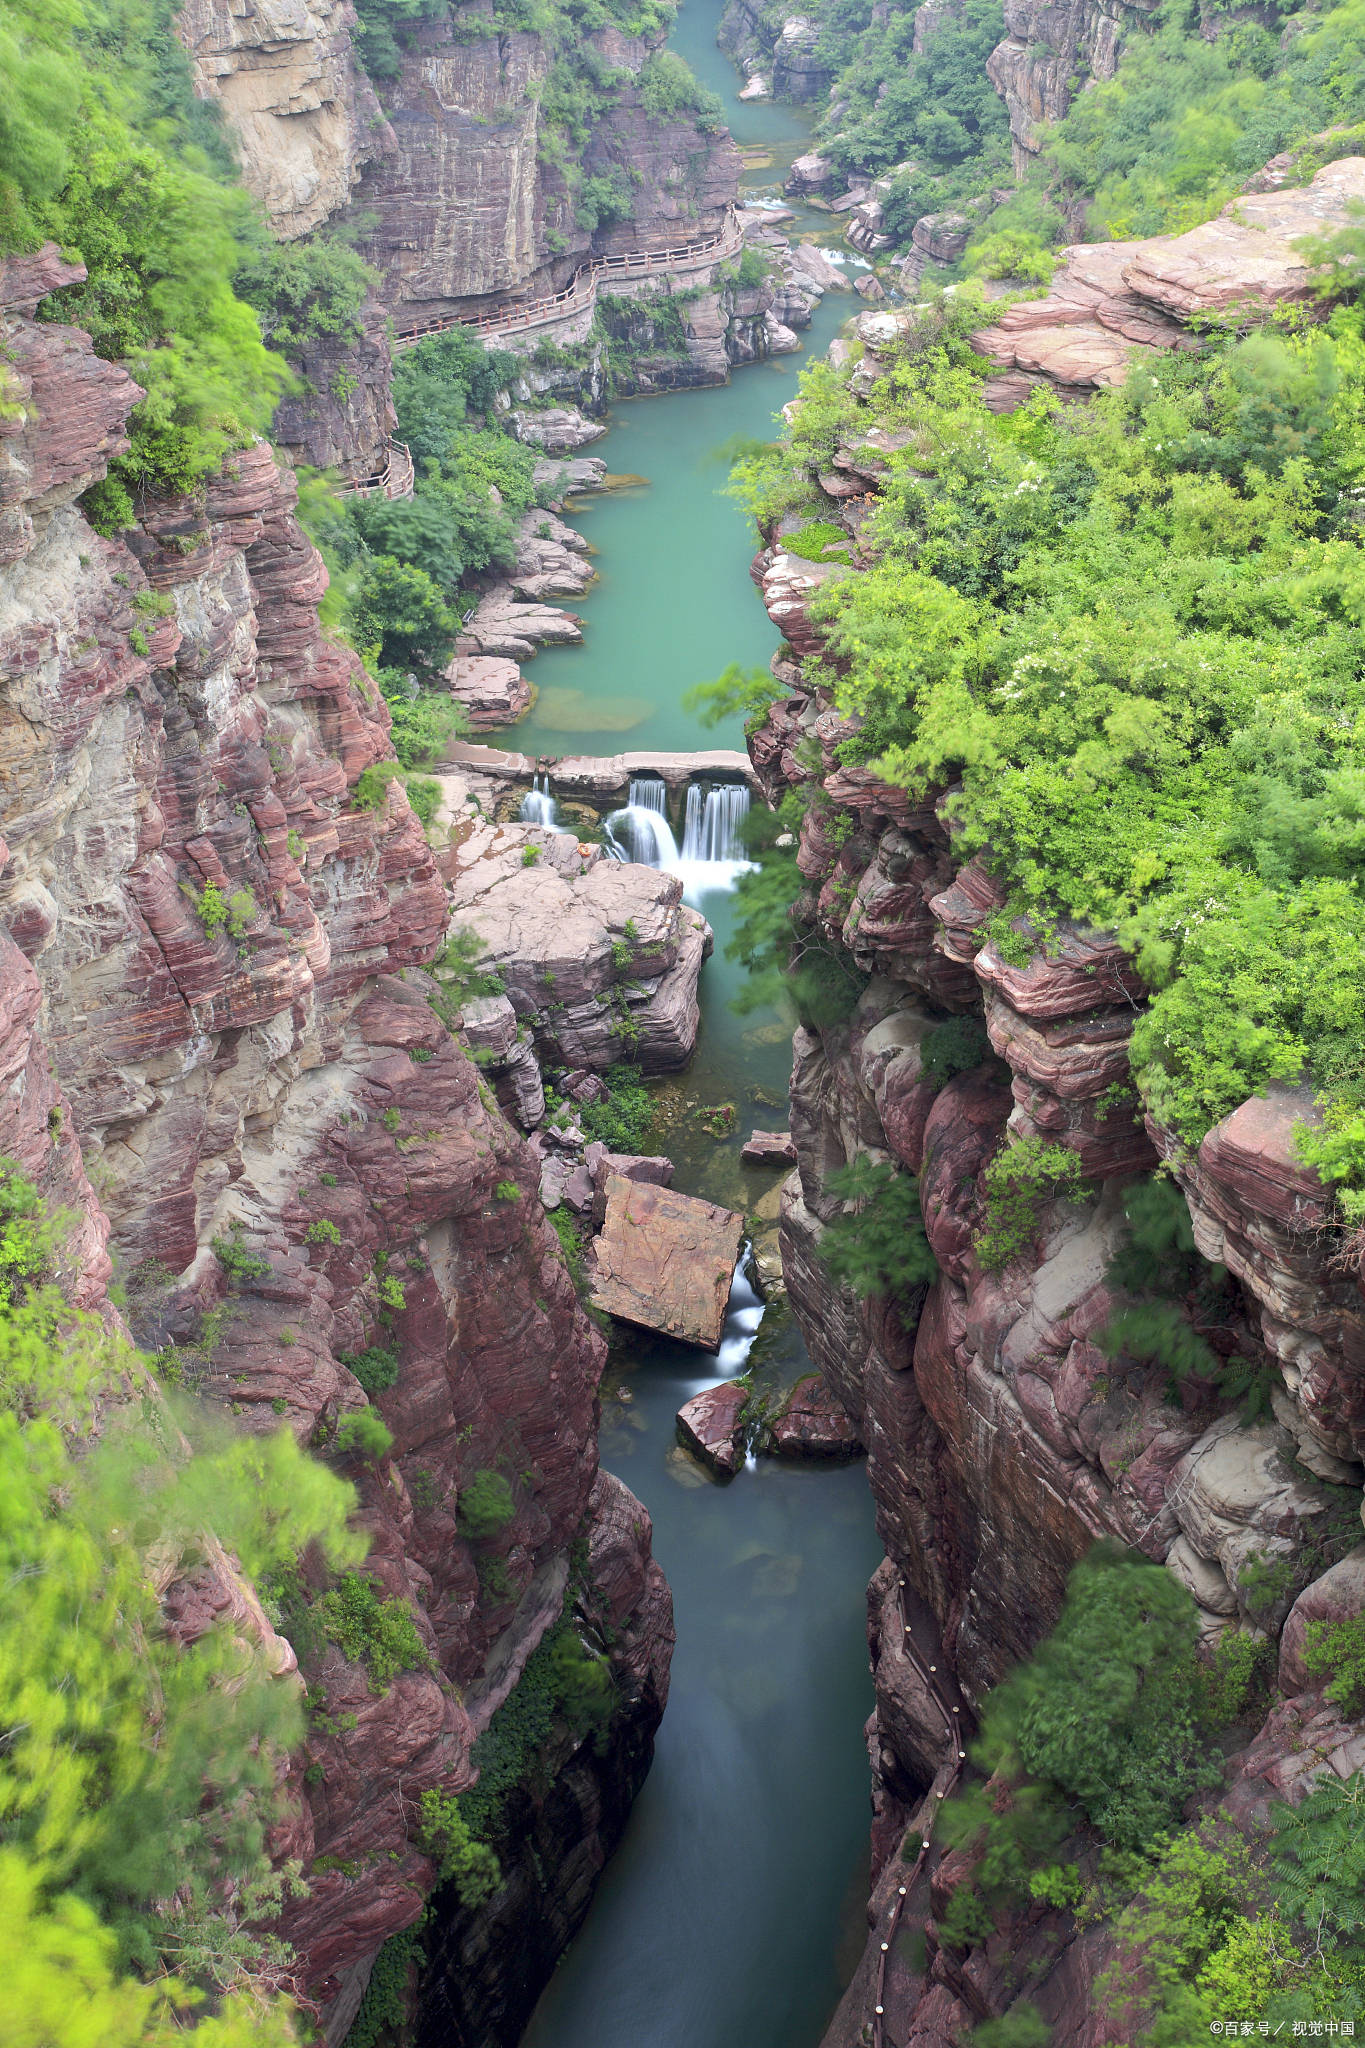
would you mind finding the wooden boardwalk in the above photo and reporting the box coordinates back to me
[390,207,745,354]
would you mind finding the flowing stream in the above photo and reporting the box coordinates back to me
[509,12,883,2045]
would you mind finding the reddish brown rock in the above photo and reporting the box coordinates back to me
[676,1378,749,1474]
[765,1372,864,1459]
[445,652,535,727]
[741,1128,797,1165]
[0,250,673,2029]
[590,1177,744,1349]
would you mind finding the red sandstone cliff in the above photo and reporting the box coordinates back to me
[0,245,672,2039]
[743,215,1365,2044]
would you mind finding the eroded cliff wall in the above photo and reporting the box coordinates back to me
[742,207,1365,2044]
[0,243,672,2039]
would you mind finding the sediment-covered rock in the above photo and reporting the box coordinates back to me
[590,1178,744,1348]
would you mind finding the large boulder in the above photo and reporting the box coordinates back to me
[507,405,607,453]
[765,1373,864,1459]
[590,1178,744,1349]
[447,819,711,1073]
[676,1380,748,1474]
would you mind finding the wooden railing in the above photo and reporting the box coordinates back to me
[339,438,415,500]
[390,207,746,353]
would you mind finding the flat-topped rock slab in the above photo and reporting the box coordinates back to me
[589,1176,744,1349]
[549,750,757,796]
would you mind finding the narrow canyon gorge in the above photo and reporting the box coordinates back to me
[6,0,1365,2045]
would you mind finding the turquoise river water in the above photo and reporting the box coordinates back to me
[508,15,884,2047]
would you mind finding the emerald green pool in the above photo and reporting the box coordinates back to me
[510,13,883,2047]
[486,286,848,760]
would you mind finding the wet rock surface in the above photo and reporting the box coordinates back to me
[676,1379,749,1474]
[765,1373,864,1460]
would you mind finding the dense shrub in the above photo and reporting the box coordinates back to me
[578,1065,657,1152]
[819,1156,937,1300]
[457,1468,516,1539]
[232,234,375,357]
[974,1139,1089,1272]
[0,1170,360,2029]
[639,52,724,127]
[753,301,1365,1209]
[314,1571,431,1691]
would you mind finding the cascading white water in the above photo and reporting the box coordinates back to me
[681,782,750,863]
[520,772,570,833]
[678,1249,766,1400]
[603,775,681,868]
[629,775,668,815]
[605,775,754,899]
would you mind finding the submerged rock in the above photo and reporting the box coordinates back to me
[741,1128,798,1165]
[589,1178,745,1349]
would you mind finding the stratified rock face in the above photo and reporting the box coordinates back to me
[447,818,709,1073]
[590,1177,744,1348]
[416,1469,673,2048]
[178,0,388,237]
[271,304,398,478]
[986,0,1158,172]
[0,248,671,2023]
[745,230,1365,2044]
[719,1,833,102]
[346,7,741,318]
[970,160,1365,405]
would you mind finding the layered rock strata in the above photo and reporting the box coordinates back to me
[0,248,671,2034]
[742,234,1365,2045]
[971,158,1365,406]
[446,816,710,1075]
[178,0,389,237]
[986,0,1158,173]
[345,5,741,321]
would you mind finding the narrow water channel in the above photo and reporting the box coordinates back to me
[514,11,883,2048]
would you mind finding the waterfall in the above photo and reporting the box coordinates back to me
[680,782,750,863]
[521,772,570,833]
[603,776,681,869]
[629,775,668,815]
[679,1250,766,1398]
[604,775,754,901]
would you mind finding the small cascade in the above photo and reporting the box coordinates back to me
[520,772,570,833]
[716,1255,765,1379]
[629,774,669,815]
[603,775,681,869]
[681,782,750,863]
[679,1249,766,1400]
[672,780,755,901]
